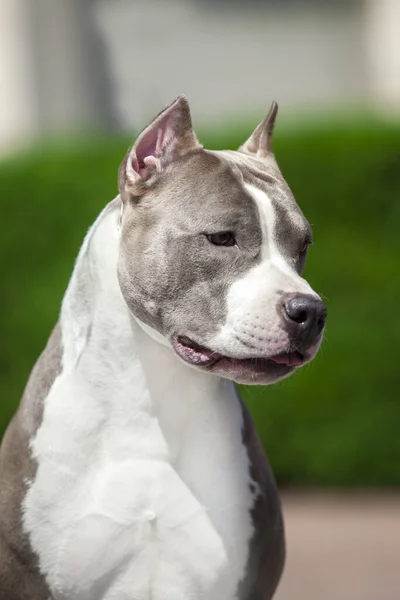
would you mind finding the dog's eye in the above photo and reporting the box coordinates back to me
[206,232,236,247]
[298,240,312,269]
[299,239,312,259]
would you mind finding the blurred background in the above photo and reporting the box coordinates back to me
[0,0,399,599]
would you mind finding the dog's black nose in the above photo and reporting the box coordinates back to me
[283,294,327,342]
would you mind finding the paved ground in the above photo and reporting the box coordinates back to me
[275,492,400,600]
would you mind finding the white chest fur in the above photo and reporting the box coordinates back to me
[23,201,256,600]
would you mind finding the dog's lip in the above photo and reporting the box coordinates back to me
[173,335,305,369]
[173,335,223,367]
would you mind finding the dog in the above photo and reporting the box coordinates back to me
[0,95,326,600]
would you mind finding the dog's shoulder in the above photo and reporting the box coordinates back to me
[0,413,48,600]
[236,388,285,600]
[18,322,63,436]
[0,324,62,599]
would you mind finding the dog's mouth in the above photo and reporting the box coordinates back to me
[172,336,222,366]
[172,335,305,381]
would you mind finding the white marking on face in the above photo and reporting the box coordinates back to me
[210,184,317,358]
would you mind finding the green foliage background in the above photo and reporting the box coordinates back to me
[1,119,399,485]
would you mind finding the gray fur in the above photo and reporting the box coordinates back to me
[0,325,61,599]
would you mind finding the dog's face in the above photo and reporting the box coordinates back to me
[117,96,326,384]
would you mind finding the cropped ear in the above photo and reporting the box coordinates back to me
[238,101,278,157]
[119,95,201,197]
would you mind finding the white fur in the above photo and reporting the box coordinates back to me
[23,199,255,600]
[135,317,172,349]
[210,184,317,357]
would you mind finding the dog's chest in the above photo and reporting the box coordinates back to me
[23,359,256,600]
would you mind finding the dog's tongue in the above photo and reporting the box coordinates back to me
[270,352,304,367]
[174,336,222,366]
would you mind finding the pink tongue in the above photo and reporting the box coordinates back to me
[270,352,303,367]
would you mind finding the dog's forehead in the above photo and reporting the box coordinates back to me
[162,151,250,209]
[149,151,260,234]
[151,149,309,254]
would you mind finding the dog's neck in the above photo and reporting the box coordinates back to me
[58,198,227,461]
[25,202,256,600]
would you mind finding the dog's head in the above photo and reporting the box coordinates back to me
[117,96,326,384]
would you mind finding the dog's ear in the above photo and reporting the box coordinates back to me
[119,95,201,197]
[238,101,278,157]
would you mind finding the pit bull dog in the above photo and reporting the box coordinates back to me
[0,95,326,600]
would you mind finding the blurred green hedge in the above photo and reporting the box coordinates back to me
[1,119,399,486]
